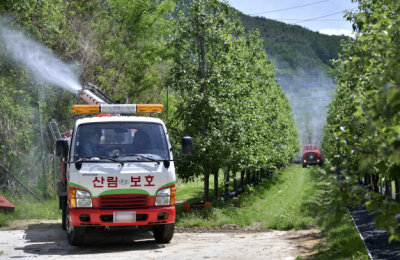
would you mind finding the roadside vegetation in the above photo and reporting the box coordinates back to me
[0,197,60,227]
[321,0,400,241]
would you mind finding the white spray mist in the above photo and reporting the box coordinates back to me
[0,25,82,93]
[273,59,336,153]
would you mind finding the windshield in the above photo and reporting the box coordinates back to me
[303,145,316,151]
[74,122,169,161]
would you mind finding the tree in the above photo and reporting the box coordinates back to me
[167,0,298,200]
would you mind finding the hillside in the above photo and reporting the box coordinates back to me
[225,7,345,147]
[239,14,346,72]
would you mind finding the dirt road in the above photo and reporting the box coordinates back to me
[0,220,322,259]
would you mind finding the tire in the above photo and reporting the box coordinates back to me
[302,164,306,168]
[61,197,67,230]
[153,223,175,243]
[62,207,66,230]
[66,206,85,246]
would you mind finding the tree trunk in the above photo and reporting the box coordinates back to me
[372,174,379,193]
[364,173,370,190]
[395,180,400,203]
[233,171,237,191]
[225,170,229,195]
[204,169,209,202]
[214,168,218,199]
[385,180,392,199]
[241,170,244,187]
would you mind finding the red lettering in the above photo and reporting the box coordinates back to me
[93,177,105,188]
[130,176,141,187]
[107,176,118,188]
[144,175,155,186]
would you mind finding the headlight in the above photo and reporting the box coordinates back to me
[155,187,171,206]
[156,186,177,206]
[70,189,92,208]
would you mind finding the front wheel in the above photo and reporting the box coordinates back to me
[62,207,66,230]
[153,223,175,243]
[66,206,85,246]
[302,164,306,168]
[61,196,67,230]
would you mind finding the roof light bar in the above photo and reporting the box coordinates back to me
[72,104,164,114]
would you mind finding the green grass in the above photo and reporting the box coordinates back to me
[0,195,61,227]
[306,169,369,260]
[175,165,319,229]
[176,165,369,259]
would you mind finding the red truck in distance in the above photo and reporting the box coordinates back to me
[302,144,323,168]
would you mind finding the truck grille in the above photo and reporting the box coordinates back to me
[99,194,149,209]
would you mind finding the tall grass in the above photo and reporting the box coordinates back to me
[0,196,60,227]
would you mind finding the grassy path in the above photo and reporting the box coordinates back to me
[175,165,319,229]
[175,165,370,259]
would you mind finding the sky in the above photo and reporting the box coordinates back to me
[226,0,358,37]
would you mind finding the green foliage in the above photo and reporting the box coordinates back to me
[168,0,298,181]
[322,0,400,240]
[0,0,66,46]
[0,0,175,199]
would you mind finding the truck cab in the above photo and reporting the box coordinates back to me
[56,104,192,245]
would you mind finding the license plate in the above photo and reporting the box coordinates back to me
[113,211,136,223]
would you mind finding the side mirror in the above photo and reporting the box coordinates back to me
[56,139,69,158]
[181,136,193,156]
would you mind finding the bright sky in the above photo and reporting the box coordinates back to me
[226,0,358,37]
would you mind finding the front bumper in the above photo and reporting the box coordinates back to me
[69,206,175,226]
[304,161,320,165]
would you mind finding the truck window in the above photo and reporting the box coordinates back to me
[74,122,169,160]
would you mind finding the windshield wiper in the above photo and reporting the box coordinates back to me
[76,156,124,166]
[120,154,160,163]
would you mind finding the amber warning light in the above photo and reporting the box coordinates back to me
[72,104,164,114]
